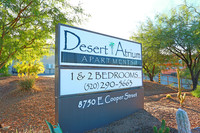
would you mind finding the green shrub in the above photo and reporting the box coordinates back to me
[191,86,200,98]
[0,73,11,77]
[0,65,9,73]
[0,65,11,77]
[153,119,170,133]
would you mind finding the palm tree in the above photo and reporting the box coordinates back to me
[109,42,115,55]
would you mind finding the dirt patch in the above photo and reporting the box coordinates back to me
[0,76,199,133]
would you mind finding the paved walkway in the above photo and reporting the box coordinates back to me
[39,74,55,78]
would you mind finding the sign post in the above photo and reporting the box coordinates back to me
[55,23,143,133]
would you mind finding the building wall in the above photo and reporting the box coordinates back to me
[41,55,55,74]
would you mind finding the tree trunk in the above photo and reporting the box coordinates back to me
[192,74,199,91]
[149,74,154,81]
[143,64,154,82]
[148,65,155,82]
[149,76,154,81]
[0,62,6,70]
[192,78,198,91]
[188,66,199,91]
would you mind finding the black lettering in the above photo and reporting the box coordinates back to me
[88,72,93,80]
[64,31,81,50]
[129,72,134,78]
[95,72,101,80]
[93,46,99,53]
[108,72,114,79]
[135,72,138,78]
[79,44,86,52]
[114,72,119,78]
[100,46,108,55]
[87,45,92,53]
[119,72,124,78]
[125,72,130,78]
[115,42,124,56]
[102,72,107,79]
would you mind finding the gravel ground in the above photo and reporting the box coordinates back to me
[0,77,199,133]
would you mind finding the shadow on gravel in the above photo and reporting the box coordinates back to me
[0,76,19,98]
[0,77,41,107]
[87,109,178,133]
[144,81,178,96]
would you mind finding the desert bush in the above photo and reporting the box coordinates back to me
[191,85,200,98]
[18,76,35,91]
[14,61,44,91]
[166,94,171,99]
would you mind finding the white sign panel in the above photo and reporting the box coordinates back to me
[60,69,142,96]
[59,25,142,68]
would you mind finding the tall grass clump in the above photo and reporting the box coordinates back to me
[18,75,35,91]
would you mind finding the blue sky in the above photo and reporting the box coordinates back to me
[71,0,199,40]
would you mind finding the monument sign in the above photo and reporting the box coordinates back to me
[55,23,143,133]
